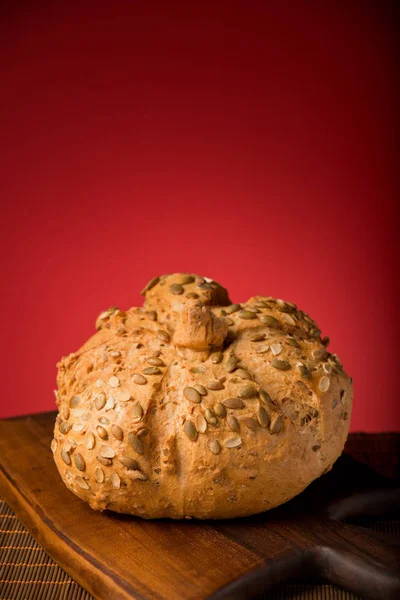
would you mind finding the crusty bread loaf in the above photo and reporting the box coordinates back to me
[53,273,353,519]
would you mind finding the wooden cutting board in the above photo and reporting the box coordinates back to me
[0,412,399,600]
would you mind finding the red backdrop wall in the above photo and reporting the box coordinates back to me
[1,2,398,430]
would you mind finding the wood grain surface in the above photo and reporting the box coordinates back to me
[0,412,399,600]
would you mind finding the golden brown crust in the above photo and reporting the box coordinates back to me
[53,273,353,519]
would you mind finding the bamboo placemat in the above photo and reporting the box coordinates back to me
[1,433,399,600]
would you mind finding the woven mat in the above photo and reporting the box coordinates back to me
[1,433,399,600]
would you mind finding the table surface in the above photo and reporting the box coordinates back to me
[0,428,399,600]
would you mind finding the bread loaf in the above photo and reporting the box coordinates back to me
[53,273,353,519]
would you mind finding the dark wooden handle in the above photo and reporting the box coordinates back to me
[208,549,314,600]
[210,521,400,600]
[327,487,400,521]
[315,545,400,600]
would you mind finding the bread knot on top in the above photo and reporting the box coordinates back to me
[173,300,229,351]
[141,273,231,315]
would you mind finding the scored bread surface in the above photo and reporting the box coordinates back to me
[53,273,353,519]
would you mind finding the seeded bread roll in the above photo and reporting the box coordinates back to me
[53,273,353,519]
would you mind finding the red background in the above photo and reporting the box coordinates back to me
[1,2,398,430]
